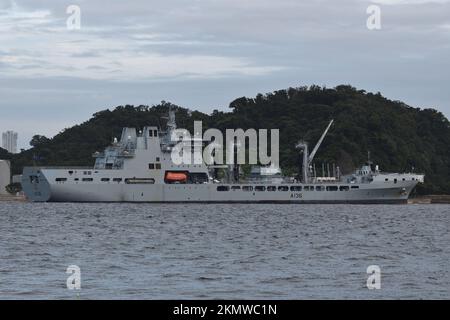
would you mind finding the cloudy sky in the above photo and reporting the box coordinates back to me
[1,0,449,149]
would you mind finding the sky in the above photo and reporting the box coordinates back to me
[0,0,449,150]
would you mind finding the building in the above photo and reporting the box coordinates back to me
[0,160,11,195]
[2,131,18,154]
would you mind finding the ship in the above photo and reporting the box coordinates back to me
[22,108,424,203]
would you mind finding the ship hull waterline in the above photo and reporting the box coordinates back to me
[22,168,416,204]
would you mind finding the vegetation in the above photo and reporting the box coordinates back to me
[7,86,450,194]
[5,183,22,195]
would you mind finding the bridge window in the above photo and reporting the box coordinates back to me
[316,186,325,191]
[82,178,93,182]
[255,186,266,191]
[149,163,155,169]
[278,186,289,191]
[155,163,161,170]
[385,178,389,181]
[101,178,110,182]
[55,178,67,182]
[267,186,276,192]
[351,186,359,189]
[326,186,338,191]
[243,186,253,191]
[217,186,229,192]
[290,186,302,191]
[113,178,122,182]
[339,186,350,191]
[231,186,241,190]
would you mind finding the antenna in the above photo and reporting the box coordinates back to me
[367,150,373,165]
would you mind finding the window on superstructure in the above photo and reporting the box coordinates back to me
[149,131,153,137]
[217,186,229,192]
[149,163,155,170]
[154,130,158,137]
[155,163,161,170]
[125,178,155,184]
[156,157,160,162]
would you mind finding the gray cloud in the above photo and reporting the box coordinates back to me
[0,0,449,149]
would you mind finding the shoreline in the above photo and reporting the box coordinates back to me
[0,194,27,202]
[408,195,450,204]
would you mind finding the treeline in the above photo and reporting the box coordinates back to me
[8,85,450,194]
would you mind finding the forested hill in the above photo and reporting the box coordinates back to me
[9,85,450,194]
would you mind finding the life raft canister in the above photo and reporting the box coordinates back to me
[165,172,188,182]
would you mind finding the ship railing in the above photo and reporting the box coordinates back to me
[92,151,135,158]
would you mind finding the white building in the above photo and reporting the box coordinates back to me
[0,160,11,195]
[2,131,18,154]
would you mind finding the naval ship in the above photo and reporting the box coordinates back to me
[22,108,424,203]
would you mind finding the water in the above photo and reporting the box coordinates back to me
[0,203,448,299]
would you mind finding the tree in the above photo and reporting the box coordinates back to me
[29,135,51,148]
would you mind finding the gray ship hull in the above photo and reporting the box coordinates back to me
[22,167,417,204]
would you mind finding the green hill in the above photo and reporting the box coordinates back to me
[10,85,450,194]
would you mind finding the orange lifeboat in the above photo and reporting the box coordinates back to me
[165,172,188,182]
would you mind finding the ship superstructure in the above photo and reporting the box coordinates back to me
[22,108,424,203]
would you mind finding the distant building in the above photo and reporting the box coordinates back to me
[0,160,11,195]
[2,131,18,154]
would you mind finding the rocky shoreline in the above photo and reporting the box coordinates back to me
[408,195,450,204]
[0,194,26,202]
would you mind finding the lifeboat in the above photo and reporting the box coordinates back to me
[165,172,188,183]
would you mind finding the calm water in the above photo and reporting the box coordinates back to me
[0,202,448,299]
